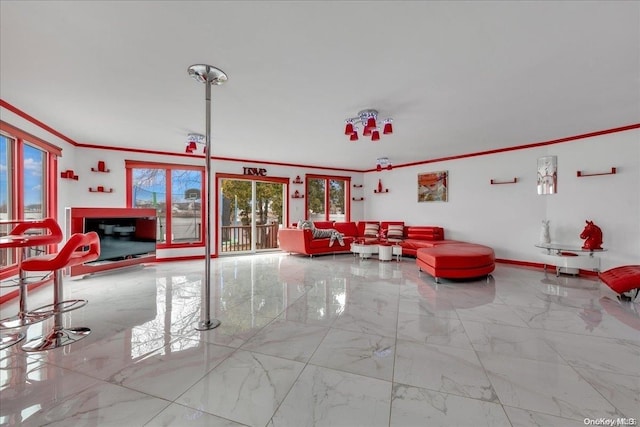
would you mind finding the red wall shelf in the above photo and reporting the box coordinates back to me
[352,197,364,201]
[292,176,303,184]
[91,161,110,173]
[352,184,363,188]
[576,167,616,177]
[291,190,304,199]
[89,186,113,193]
[490,178,518,185]
[60,170,79,180]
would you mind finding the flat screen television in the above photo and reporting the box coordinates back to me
[84,217,157,262]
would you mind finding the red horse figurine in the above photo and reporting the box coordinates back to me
[580,220,603,250]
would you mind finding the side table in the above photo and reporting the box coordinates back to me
[535,243,606,276]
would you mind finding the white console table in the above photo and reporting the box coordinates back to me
[535,243,606,276]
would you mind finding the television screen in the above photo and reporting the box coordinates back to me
[84,217,157,262]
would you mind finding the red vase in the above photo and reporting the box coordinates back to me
[377,179,382,193]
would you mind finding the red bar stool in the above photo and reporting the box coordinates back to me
[21,232,100,352]
[0,218,63,349]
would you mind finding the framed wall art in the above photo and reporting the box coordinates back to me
[537,156,557,195]
[418,170,448,202]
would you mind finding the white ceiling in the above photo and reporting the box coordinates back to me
[1,1,638,171]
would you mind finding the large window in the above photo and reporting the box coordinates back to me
[0,123,60,277]
[126,161,204,247]
[306,174,350,222]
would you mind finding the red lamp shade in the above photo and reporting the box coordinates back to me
[387,164,393,170]
[376,164,382,171]
[383,122,393,134]
[363,126,372,136]
[349,132,359,141]
[344,122,354,135]
[371,130,380,141]
[366,117,376,129]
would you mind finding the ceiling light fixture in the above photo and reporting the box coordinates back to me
[344,109,393,142]
[185,133,206,153]
[376,157,393,171]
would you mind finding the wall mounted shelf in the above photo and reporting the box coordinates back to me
[89,186,113,193]
[60,170,79,180]
[576,167,616,177]
[352,184,363,188]
[292,176,303,184]
[291,190,304,199]
[352,197,364,201]
[374,179,389,193]
[91,161,110,173]
[490,178,518,185]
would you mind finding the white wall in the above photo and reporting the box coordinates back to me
[3,106,638,269]
[363,129,640,270]
[55,145,363,259]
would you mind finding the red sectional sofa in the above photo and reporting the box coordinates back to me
[277,220,451,257]
[278,220,496,282]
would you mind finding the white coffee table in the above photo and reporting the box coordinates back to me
[351,243,377,259]
[350,243,403,262]
[378,244,393,261]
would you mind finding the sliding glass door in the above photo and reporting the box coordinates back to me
[219,176,285,254]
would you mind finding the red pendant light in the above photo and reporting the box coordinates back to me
[344,122,354,135]
[343,109,393,142]
[383,121,393,134]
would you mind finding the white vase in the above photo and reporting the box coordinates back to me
[540,220,550,244]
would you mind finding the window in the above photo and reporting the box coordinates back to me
[306,174,350,222]
[0,123,60,277]
[126,161,204,247]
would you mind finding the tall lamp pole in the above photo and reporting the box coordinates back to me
[188,64,227,331]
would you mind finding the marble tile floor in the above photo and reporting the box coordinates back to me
[0,253,638,426]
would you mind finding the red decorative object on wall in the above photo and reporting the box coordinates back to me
[91,161,110,172]
[580,220,603,250]
[374,179,389,193]
[89,186,114,193]
[60,170,79,180]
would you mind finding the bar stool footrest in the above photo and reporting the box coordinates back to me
[0,311,52,330]
[22,327,91,352]
[29,299,88,316]
[0,332,26,350]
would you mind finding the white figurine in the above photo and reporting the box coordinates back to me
[540,220,551,244]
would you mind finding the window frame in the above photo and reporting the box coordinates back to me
[125,160,205,249]
[0,122,60,280]
[305,173,351,222]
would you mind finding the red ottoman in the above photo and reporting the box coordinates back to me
[599,265,640,300]
[416,243,495,283]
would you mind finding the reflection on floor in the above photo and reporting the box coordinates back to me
[1,253,638,426]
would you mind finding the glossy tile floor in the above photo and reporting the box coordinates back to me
[1,253,638,426]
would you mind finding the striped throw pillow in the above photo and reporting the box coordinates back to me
[386,224,404,240]
[363,223,379,237]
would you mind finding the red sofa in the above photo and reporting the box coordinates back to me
[277,220,451,257]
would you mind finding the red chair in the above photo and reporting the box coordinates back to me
[21,232,100,352]
[599,265,640,301]
[0,218,63,349]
